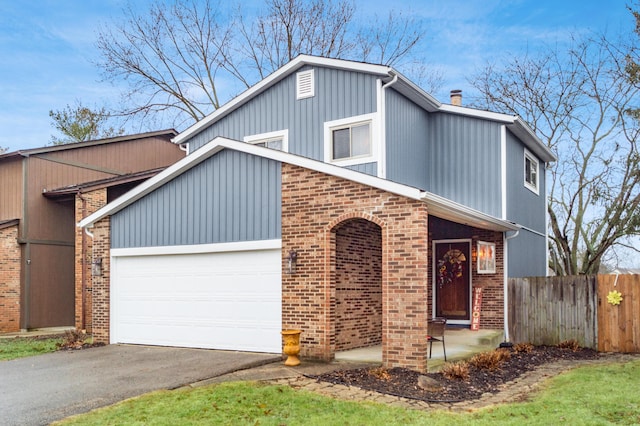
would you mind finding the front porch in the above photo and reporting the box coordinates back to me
[336,328,505,371]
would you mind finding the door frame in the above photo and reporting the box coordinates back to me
[432,239,472,325]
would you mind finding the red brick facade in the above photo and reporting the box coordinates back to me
[0,223,21,332]
[74,189,107,332]
[281,163,430,371]
[89,217,111,343]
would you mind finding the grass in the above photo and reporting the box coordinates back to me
[0,337,62,361]
[57,359,640,425]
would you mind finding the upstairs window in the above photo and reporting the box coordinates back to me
[524,149,539,194]
[244,130,288,152]
[332,122,371,160]
[324,113,377,166]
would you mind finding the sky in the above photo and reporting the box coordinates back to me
[0,0,634,152]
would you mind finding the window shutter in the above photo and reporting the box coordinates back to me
[296,70,314,99]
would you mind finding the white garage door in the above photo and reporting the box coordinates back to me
[110,243,282,353]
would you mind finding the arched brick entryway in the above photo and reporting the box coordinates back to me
[331,218,383,352]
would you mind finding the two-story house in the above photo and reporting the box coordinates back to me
[0,130,184,333]
[79,56,555,372]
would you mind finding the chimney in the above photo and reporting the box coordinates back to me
[450,89,462,106]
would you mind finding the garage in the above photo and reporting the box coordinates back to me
[109,242,282,353]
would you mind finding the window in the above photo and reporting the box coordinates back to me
[332,122,371,160]
[244,130,288,152]
[296,70,314,100]
[324,113,378,165]
[524,149,539,194]
[477,241,496,274]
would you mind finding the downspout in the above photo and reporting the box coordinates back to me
[501,229,520,346]
[378,72,398,179]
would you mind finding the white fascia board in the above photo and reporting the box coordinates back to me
[111,239,282,257]
[438,104,516,123]
[421,191,520,232]
[173,55,392,144]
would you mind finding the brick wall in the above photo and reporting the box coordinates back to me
[281,163,430,371]
[74,189,107,332]
[0,224,21,332]
[90,217,111,343]
[335,218,382,351]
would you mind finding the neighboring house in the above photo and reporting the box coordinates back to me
[79,56,556,372]
[0,130,184,333]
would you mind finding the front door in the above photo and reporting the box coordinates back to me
[434,241,471,322]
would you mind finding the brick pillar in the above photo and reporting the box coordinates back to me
[281,163,429,372]
[0,224,21,333]
[91,217,111,343]
[74,188,107,333]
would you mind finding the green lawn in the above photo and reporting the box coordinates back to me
[57,359,640,425]
[0,337,62,361]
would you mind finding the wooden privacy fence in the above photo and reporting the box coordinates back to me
[508,274,640,352]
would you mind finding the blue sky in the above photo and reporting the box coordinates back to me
[0,0,634,152]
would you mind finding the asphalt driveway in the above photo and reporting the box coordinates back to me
[0,344,279,426]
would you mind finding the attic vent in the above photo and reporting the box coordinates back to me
[296,69,314,100]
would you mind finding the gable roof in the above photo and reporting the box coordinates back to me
[0,129,178,161]
[172,55,556,163]
[78,137,519,232]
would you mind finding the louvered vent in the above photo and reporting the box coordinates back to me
[296,70,314,99]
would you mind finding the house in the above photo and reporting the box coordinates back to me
[78,56,556,372]
[0,130,185,333]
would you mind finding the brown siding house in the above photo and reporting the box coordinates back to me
[0,130,184,332]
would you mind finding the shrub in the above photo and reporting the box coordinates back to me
[469,349,511,371]
[441,361,470,380]
[558,339,580,352]
[57,329,88,350]
[369,367,391,381]
[513,342,534,353]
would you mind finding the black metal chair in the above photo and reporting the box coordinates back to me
[427,317,447,361]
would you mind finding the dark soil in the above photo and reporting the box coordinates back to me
[311,346,599,403]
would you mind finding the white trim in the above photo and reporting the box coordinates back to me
[432,239,473,325]
[439,104,516,123]
[501,125,507,220]
[323,113,379,167]
[173,55,391,144]
[524,148,540,195]
[244,129,289,152]
[111,239,282,258]
[79,136,518,233]
[296,69,315,99]
[377,78,386,178]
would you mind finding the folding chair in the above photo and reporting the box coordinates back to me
[427,317,447,361]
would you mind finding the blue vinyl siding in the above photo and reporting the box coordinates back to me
[186,66,378,168]
[111,150,281,248]
[385,89,429,189]
[508,230,547,277]
[505,129,546,232]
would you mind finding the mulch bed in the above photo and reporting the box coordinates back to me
[311,346,599,402]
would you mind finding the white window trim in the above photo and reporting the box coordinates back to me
[524,148,539,195]
[323,113,379,167]
[296,69,315,100]
[477,241,496,274]
[244,129,289,153]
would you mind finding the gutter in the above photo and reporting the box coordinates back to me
[501,229,520,346]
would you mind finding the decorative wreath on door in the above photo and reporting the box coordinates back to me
[437,249,466,287]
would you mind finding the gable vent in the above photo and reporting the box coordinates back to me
[296,69,315,100]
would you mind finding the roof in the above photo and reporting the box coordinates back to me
[0,219,19,230]
[173,55,556,163]
[42,167,167,199]
[0,129,178,161]
[78,137,520,232]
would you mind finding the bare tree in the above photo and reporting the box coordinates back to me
[95,0,429,128]
[470,34,640,275]
[49,101,125,145]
